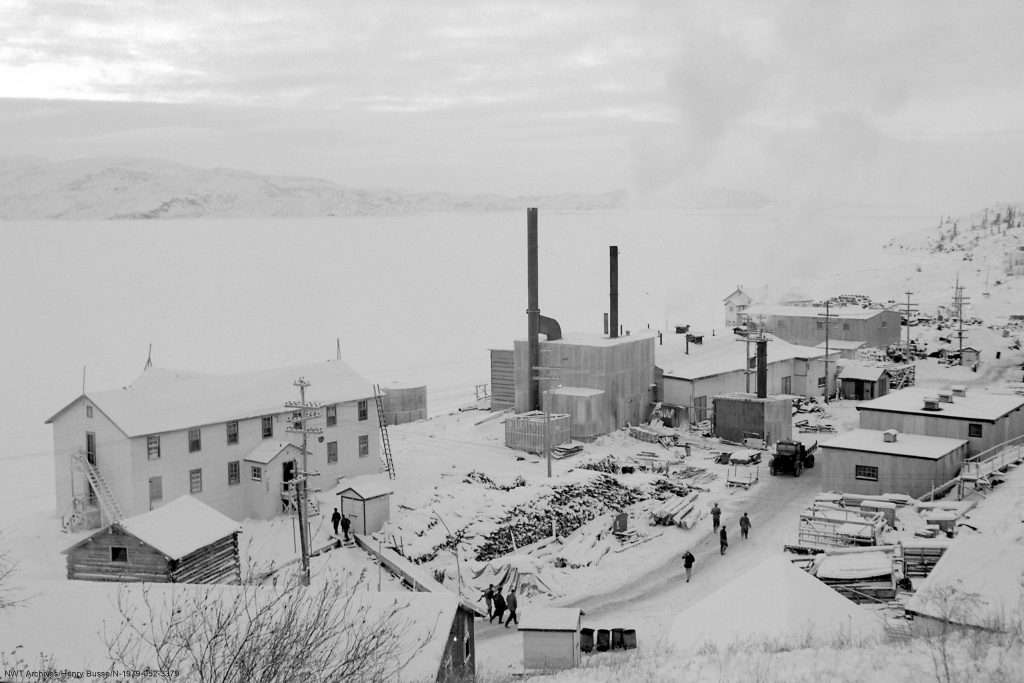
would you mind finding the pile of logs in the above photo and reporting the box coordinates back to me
[650,479,692,499]
[472,474,644,562]
[463,470,527,490]
[649,491,702,528]
[576,455,626,474]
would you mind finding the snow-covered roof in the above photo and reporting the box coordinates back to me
[657,333,830,380]
[820,429,967,460]
[519,607,581,631]
[906,530,1024,629]
[64,495,240,560]
[535,332,656,348]
[245,440,301,465]
[817,339,868,350]
[837,363,890,382]
[746,304,891,320]
[338,474,394,500]
[856,387,1024,422]
[46,360,374,437]
[670,555,886,651]
[815,551,893,580]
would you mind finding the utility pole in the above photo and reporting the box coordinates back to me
[818,301,838,403]
[902,292,919,357]
[285,377,323,586]
[953,277,970,362]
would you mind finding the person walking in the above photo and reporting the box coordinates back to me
[740,512,751,540]
[480,584,496,620]
[710,503,721,532]
[504,587,518,628]
[720,525,729,555]
[331,508,342,536]
[490,588,506,624]
[340,514,352,542]
[682,550,695,582]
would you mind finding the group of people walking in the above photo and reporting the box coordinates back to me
[330,508,351,542]
[480,585,518,627]
[683,505,753,579]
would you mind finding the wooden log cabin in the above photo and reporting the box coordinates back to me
[63,495,241,584]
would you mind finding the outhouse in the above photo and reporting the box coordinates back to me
[520,607,582,671]
[337,475,394,535]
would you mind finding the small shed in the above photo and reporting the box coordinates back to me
[338,475,394,535]
[838,363,891,401]
[504,410,571,454]
[63,495,241,584]
[960,347,980,366]
[520,607,582,672]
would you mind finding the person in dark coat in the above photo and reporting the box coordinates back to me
[480,584,495,619]
[504,587,518,627]
[739,512,751,540]
[710,503,722,531]
[490,589,506,624]
[340,514,351,542]
[682,550,695,582]
[720,525,729,555]
[331,508,342,536]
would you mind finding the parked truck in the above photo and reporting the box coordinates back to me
[769,440,817,477]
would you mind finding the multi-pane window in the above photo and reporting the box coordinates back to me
[228,460,240,485]
[111,547,128,562]
[251,466,263,482]
[226,421,239,445]
[358,400,368,421]
[262,416,273,439]
[189,468,203,493]
[327,441,338,464]
[968,423,983,438]
[147,435,161,460]
[85,405,93,418]
[855,465,879,481]
[188,427,201,453]
[358,434,369,457]
[326,404,337,427]
[817,377,826,388]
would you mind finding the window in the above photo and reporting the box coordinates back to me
[747,356,757,370]
[881,320,888,329]
[251,466,263,482]
[358,400,368,421]
[188,427,201,453]
[358,434,369,457]
[228,461,240,485]
[149,476,162,503]
[968,423,983,438]
[817,376,826,388]
[110,547,128,563]
[226,421,239,445]
[189,468,203,493]
[262,416,273,439]
[843,323,850,331]
[147,435,161,460]
[86,432,96,464]
[816,320,824,330]
[85,405,93,418]
[855,465,879,481]
[326,404,337,427]
[327,441,338,464]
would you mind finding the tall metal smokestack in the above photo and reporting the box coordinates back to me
[756,338,768,399]
[609,245,619,339]
[527,208,540,411]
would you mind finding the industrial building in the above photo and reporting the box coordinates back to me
[744,304,901,349]
[856,386,1024,456]
[818,429,969,498]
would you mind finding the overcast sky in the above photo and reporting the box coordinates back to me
[2,1,1024,211]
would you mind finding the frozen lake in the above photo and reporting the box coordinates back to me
[0,205,934,459]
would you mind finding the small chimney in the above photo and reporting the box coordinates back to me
[951,385,967,397]
[923,397,942,411]
[883,429,898,443]
[937,389,953,403]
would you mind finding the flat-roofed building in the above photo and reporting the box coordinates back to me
[745,305,901,349]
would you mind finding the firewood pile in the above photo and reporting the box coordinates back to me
[472,474,644,562]
[649,478,692,499]
[575,454,628,474]
[649,491,700,526]
[463,470,527,490]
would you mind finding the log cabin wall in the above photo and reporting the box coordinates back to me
[66,527,171,582]
[169,533,241,584]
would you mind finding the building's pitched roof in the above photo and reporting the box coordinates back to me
[244,440,301,465]
[856,387,1024,422]
[657,333,831,380]
[820,429,967,460]
[64,495,240,560]
[519,606,582,631]
[746,304,891,320]
[722,287,751,303]
[338,474,394,500]
[837,363,890,382]
[47,360,374,437]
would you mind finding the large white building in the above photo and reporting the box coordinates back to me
[47,361,383,530]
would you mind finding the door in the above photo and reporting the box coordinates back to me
[149,476,163,510]
[282,460,295,492]
[86,432,97,466]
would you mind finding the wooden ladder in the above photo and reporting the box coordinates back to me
[374,384,396,479]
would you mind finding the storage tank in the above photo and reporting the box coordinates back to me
[380,383,428,425]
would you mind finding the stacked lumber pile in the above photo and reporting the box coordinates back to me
[472,474,644,562]
[649,491,701,528]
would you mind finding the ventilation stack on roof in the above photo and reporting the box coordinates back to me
[883,429,898,443]
[937,389,954,403]
[922,397,941,411]
[756,338,768,399]
[951,385,967,397]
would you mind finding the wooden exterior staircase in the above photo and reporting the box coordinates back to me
[71,451,124,526]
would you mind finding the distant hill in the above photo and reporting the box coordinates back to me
[0,157,771,219]
[884,202,1024,263]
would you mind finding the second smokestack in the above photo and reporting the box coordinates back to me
[609,245,618,339]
